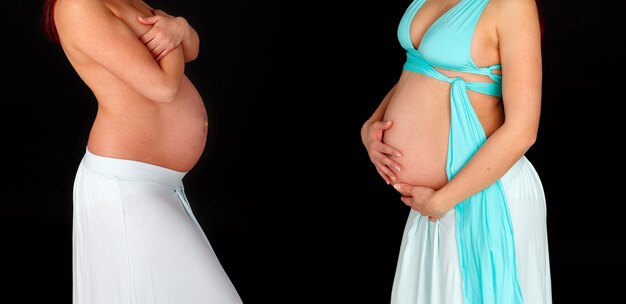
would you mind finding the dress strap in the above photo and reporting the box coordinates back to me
[404,50,502,97]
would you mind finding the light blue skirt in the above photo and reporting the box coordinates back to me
[391,156,552,304]
[72,149,243,304]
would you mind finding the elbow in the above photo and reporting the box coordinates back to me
[151,84,180,103]
[518,131,538,153]
[184,52,198,63]
[502,122,538,153]
[161,92,178,103]
[160,86,179,103]
[522,135,537,154]
[152,73,183,103]
[185,43,200,62]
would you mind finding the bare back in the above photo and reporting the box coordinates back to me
[54,0,207,172]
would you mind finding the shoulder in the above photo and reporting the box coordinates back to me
[490,0,540,19]
[55,0,103,17]
[489,0,541,37]
[54,0,126,44]
[54,0,116,27]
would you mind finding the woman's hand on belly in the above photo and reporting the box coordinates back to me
[361,120,403,184]
[393,182,449,222]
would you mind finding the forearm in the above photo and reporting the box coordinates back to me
[178,17,199,62]
[434,123,537,209]
[154,46,185,102]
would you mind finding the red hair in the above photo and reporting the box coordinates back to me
[42,0,59,43]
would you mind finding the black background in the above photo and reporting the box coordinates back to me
[5,0,624,303]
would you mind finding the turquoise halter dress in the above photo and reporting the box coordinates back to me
[397,0,523,303]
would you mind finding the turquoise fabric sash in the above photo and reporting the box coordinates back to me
[404,50,523,304]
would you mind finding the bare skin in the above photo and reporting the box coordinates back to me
[361,0,542,220]
[54,0,205,172]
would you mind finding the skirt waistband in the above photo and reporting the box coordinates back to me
[81,148,187,186]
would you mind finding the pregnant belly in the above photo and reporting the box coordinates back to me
[88,77,208,172]
[157,78,208,171]
[382,72,451,189]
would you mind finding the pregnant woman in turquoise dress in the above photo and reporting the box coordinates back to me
[360,0,552,303]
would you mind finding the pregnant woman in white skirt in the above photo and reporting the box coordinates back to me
[43,0,243,302]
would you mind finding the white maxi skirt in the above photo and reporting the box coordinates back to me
[72,149,243,304]
[390,156,552,304]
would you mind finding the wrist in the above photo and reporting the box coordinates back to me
[432,187,456,211]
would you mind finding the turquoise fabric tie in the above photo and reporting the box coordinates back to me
[404,50,523,304]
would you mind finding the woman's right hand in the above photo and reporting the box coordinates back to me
[138,10,189,61]
[361,120,403,184]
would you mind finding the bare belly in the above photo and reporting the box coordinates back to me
[382,70,503,189]
[87,76,208,172]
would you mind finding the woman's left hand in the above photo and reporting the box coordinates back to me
[138,10,189,61]
[393,183,448,222]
